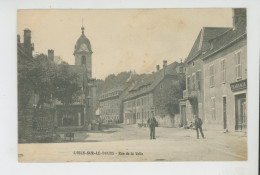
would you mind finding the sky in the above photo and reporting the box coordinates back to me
[17,9,233,79]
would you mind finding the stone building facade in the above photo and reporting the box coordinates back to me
[98,72,139,124]
[202,9,247,131]
[179,27,231,127]
[99,90,122,123]
[179,8,247,132]
[123,61,185,127]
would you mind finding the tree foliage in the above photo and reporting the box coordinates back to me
[155,76,186,116]
[18,54,81,111]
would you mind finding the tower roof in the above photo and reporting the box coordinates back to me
[74,26,92,55]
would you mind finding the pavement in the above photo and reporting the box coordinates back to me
[18,124,247,162]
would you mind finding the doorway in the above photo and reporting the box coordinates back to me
[181,105,186,126]
[235,93,247,131]
[223,97,227,129]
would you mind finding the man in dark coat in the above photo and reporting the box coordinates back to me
[194,115,205,139]
[147,115,158,139]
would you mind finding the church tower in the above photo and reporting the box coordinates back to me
[74,26,93,77]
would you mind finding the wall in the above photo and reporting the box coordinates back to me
[123,93,154,125]
[75,53,92,77]
[152,75,184,127]
[185,57,205,121]
[203,38,247,131]
[100,97,120,123]
[155,114,181,127]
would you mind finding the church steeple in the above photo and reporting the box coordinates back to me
[74,25,93,78]
[81,25,85,35]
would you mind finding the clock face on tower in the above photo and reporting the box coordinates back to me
[79,43,88,51]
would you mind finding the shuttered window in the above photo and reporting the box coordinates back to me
[235,51,242,80]
[221,59,226,83]
[211,97,216,120]
[209,65,214,87]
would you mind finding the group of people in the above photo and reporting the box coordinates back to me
[146,115,205,140]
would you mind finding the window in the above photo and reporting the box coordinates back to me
[187,77,190,90]
[160,82,164,89]
[235,51,242,80]
[221,59,226,83]
[209,65,214,87]
[196,71,200,90]
[179,66,183,73]
[211,97,216,120]
[81,55,86,64]
[192,74,196,90]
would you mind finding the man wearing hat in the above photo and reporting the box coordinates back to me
[194,115,205,139]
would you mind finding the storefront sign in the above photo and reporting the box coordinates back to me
[230,79,247,92]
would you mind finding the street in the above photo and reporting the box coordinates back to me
[18,124,247,162]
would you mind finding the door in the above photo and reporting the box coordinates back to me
[181,105,186,126]
[235,94,246,131]
[223,97,227,129]
[241,99,247,130]
[133,113,136,124]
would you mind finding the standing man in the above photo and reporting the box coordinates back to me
[194,115,205,139]
[147,112,158,140]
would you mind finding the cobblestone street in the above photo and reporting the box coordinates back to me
[19,124,247,162]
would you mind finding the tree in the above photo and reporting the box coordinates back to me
[18,53,81,111]
[53,64,81,105]
[18,56,36,111]
[155,76,185,117]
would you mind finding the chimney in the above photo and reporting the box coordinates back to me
[24,29,31,45]
[163,60,167,68]
[156,65,160,71]
[23,29,33,56]
[48,49,54,61]
[232,8,246,30]
[17,35,20,43]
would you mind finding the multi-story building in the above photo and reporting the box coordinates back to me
[179,26,232,127]
[202,9,247,131]
[123,61,185,127]
[98,72,139,123]
[99,90,122,123]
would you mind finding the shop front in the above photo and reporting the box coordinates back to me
[230,79,247,131]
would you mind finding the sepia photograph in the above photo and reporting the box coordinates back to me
[17,8,248,162]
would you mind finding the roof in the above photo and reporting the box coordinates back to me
[186,27,231,63]
[74,27,92,54]
[202,22,246,60]
[99,72,133,96]
[123,62,180,101]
